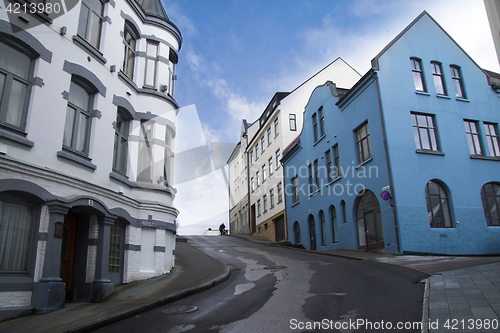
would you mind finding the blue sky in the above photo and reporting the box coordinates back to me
[162,0,499,234]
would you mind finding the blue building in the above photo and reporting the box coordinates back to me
[282,11,500,255]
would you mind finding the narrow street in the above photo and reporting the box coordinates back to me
[94,236,427,333]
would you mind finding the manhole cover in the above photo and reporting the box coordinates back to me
[161,305,198,314]
[263,265,287,271]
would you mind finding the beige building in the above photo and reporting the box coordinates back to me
[242,58,361,241]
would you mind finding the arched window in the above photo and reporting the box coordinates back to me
[425,180,452,228]
[340,200,346,223]
[0,193,38,272]
[481,182,500,226]
[330,205,338,243]
[308,215,316,251]
[112,108,131,175]
[293,221,301,244]
[164,127,174,186]
[319,210,326,246]
[62,76,100,157]
[122,21,139,79]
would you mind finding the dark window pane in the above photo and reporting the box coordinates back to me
[5,80,28,128]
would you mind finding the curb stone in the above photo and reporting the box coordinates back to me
[68,266,231,333]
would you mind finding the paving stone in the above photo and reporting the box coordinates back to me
[431,301,450,309]
[449,308,473,317]
[449,302,471,310]
[465,293,487,302]
[470,307,498,319]
[447,296,467,303]
[446,290,465,297]
[468,300,492,308]
[460,283,479,290]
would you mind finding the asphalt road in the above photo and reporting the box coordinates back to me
[93,236,428,333]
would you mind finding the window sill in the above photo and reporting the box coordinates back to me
[109,170,136,187]
[470,155,500,161]
[313,134,326,146]
[415,91,430,96]
[456,97,469,102]
[308,189,320,198]
[0,128,34,149]
[356,157,373,169]
[436,94,450,99]
[416,149,445,156]
[72,35,107,65]
[278,200,283,204]
[291,201,299,207]
[118,70,136,91]
[57,150,96,171]
[326,176,342,186]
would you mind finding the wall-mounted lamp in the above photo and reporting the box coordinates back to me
[60,26,67,36]
[161,84,168,93]
[110,65,116,73]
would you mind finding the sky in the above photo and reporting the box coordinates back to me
[163,0,500,235]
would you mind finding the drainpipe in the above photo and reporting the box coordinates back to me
[370,70,401,253]
[245,133,252,235]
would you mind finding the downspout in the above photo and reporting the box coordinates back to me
[245,134,252,235]
[370,70,401,253]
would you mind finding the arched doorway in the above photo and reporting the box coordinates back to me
[355,190,384,251]
[308,215,316,251]
[293,221,301,244]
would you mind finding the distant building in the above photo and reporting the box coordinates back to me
[229,58,361,241]
[227,121,252,235]
[0,0,181,320]
[485,0,500,67]
[282,11,500,255]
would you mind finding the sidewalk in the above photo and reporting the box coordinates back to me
[234,234,500,333]
[0,239,230,333]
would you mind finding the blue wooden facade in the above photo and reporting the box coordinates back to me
[282,12,500,255]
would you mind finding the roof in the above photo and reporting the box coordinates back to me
[484,69,500,88]
[371,10,489,82]
[282,135,301,159]
[136,0,169,21]
[129,0,183,50]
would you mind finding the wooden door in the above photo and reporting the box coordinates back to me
[60,212,79,302]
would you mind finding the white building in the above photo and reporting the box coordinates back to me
[0,0,181,320]
[232,58,361,241]
[228,120,255,235]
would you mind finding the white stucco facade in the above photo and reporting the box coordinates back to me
[0,0,181,321]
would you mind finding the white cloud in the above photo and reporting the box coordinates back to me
[184,50,267,142]
[174,168,229,230]
[163,2,197,37]
[292,0,499,77]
